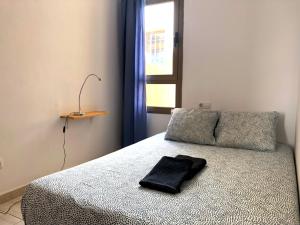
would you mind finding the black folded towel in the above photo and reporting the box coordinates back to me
[140,155,207,194]
[175,155,207,180]
[139,156,193,194]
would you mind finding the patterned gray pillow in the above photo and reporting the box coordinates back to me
[165,108,219,145]
[215,111,279,151]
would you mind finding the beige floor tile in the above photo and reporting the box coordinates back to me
[15,222,24,225]
[7,202,22,220]
[0,196,23,224]
[0,197,22,212]
[0,213,21,225]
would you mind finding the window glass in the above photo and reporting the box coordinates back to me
[145,2,174,75]
[146,84,176,108]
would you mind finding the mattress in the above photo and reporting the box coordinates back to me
[21,133,300,225]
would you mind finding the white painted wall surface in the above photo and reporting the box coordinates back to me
[296,96,300,196]
[0,0,121,195]
[148,0,300,147]
[295,70,300,196]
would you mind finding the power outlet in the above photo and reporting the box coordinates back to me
[0,158,3,170]
[199,102,212,110]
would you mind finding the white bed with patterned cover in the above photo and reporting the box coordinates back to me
[21,133,299,225]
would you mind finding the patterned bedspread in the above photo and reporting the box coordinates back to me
[21,133,299,225]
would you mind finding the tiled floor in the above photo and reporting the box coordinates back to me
[0,196,24,225]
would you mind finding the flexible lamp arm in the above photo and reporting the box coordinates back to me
[78,74,102,114]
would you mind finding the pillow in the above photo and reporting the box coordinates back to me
[165,108,219,145]
[215,111,279,151]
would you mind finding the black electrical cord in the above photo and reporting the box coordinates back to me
[61,116,69,171]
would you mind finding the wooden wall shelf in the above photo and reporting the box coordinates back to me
[60,111,108,120]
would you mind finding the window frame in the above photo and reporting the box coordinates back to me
[145,0,184,114]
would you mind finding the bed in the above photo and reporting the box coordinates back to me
[21,133,300,225]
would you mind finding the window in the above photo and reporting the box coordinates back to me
[145,0,183,114]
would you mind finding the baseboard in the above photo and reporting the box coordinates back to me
[0,186,27,204]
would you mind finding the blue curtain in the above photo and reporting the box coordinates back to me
[121,0,147,147]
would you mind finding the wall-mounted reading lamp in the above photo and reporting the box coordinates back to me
[59,73,106,171]
[71,74,102,116]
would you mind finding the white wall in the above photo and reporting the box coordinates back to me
[0,0,121,195]
[295,60,300,194]
[148,0,300,147]
[296,92,300,195]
